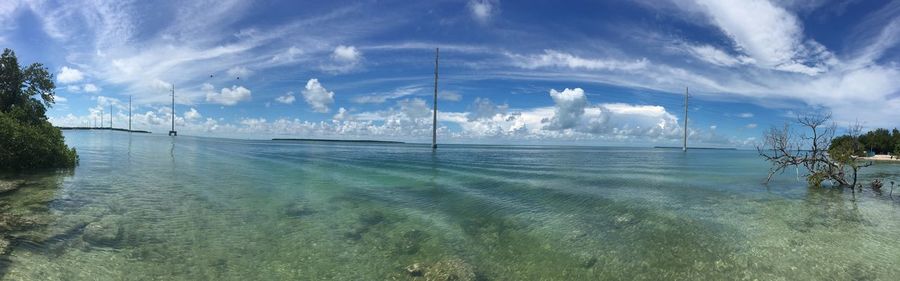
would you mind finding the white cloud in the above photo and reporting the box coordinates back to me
[543,88,588,130]
[509,50,649,71]
[737,112,753,118]
[439,91,462,101]
[535,88,682,139]
[301,78,334,113]
[352,86,421,104]
[332,45,361,62]
[275,92,295,104]
[686,44,754,67]
[57,66,84,83]
[433,88,684,141]
[83,83,100,93]
[226,66,252,78]
[467,97,507,121]
[271,46,303,63]
[690,0,835,75]
[468,0,497,24]
[323,45,363,73]
[333,107,352,121]
[184,107,202,121]
[54,95,67,103]
[746,123,758,129]
[206,85,252,106]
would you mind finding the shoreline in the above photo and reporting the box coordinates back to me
[859,155,900,162]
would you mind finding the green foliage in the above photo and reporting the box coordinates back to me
[807,171,829,188]
[859,128,894,154]
[834,127,900,156]
[894,142,900,158]
[0,112,78,169]
[893,128,900,145]
[828,135,865,160]
[0,48,78,171]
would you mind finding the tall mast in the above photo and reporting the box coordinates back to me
[129,95,132,131]
[110,103,113,128]
[100,109,104,128]
[683,87,689,152]
[171,84,175,132]
[169,84,177,136]
[432,48,439,150]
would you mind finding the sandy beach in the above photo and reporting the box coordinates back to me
[859,154,900,162]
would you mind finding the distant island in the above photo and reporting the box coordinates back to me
[272,138,404,144]
[58,127,152,134]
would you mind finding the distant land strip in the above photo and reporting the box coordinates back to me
[272,138,404,144]
[653,146,737,150]
[57,127,152,134]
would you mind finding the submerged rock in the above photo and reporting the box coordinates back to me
[345,212,389,241]
[425,258,476,281]
[344,225,365,241]
[284,202,315,218]
[0,213,41,232]
[0,179,24,194]
[82,216,123,247]
[0,237,10,255]
[406,263,425,277]
[396,229,430,255]
[0,214,13,232]
[360,212,386,226]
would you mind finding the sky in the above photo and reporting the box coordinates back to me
[2,0,899,147]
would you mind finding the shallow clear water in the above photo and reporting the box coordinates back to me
[2,131,900,280]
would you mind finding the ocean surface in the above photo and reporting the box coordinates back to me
[2,130,900,280]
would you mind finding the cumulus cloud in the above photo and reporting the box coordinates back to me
[737,112,754,118]
[543,88,588,130]
[746,123,758,129]
[83,83,100,93]
[184,107,202,121]
[57,66,84,83]
[275,92,295,104]
[332,45,361,62]
[438,88,684,141]
[467,97,507,121]
[302,78,334,113]
[206,85,252,106]
[468,0,497,24]
[323,45,363,73]
[333,107,352,121]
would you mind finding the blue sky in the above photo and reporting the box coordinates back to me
[3,0,899,146]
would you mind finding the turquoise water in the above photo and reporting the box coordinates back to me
[2,131,900,280]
